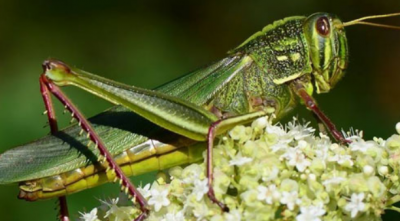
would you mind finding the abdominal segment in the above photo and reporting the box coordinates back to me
[18,139,204,201]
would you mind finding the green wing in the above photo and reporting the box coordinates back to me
[157,55,247,104]
[0,54,251,184]
[0,106,150,184]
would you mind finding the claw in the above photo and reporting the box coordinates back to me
[134,210,149,221]
[207,188,230,212]
[342,139,352,145]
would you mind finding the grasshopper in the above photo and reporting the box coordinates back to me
[1,12,399,221]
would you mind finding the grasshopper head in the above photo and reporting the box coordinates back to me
[303,13,348,93]
[42,59,73,86]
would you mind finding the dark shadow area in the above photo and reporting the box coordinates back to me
[87,106,187,145]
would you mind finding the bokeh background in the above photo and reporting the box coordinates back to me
[0,0,400,220]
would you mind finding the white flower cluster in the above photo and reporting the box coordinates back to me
[79,117,400,221]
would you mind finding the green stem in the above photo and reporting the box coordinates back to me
[386,206,400,213]
[387,195,400,205]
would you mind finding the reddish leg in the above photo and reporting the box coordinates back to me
[58,196,70,221]
[205,111,267,211]
[206,120,229,212]
[40,76,70,221]
[40,68,149,220]
[296,88,350,144]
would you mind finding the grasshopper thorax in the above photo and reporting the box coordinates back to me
[303,13,348,93]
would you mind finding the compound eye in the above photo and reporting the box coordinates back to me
[316,16,330,36]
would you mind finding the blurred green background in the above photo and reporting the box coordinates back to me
[0,0,400,220]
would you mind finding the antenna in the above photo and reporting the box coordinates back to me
[342,12,400,30]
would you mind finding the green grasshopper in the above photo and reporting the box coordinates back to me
[1,12,399,221]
